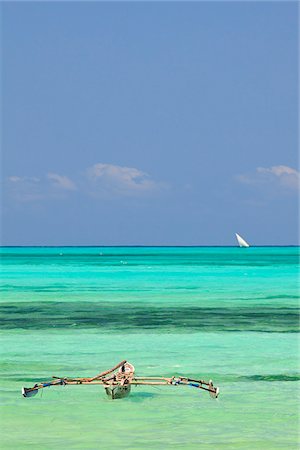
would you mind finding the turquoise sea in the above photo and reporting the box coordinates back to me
[0,247,299,449]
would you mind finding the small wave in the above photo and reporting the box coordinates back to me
[238,374,300,382]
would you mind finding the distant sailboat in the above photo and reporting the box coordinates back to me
[235,233,250,248]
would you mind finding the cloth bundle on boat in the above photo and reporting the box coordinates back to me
[22,360,220,400]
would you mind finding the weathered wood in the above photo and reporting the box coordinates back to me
[131,381,170,385]
[22,360,219,399]
[134,377,172,381]
[87,359,127,382]
[179,377,210,386]
[47,380,217,393]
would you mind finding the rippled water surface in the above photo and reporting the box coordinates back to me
[1,247,299,449]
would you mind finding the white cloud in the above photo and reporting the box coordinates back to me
[8,176,40,183]
[47,173,77,191]
[86,163,164,196]
[236,165,300,190]
[6,163,167,202]
[256,165,299,189]
[6,173,76,202]
[6,176,43,202]
[8,176,23,182]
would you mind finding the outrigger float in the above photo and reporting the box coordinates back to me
[22,360,219,400]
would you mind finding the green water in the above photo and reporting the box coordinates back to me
[0,247,299,449]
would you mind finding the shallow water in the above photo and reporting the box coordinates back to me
[0,247,299,449]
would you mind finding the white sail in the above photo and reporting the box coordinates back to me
[235,233,250,248]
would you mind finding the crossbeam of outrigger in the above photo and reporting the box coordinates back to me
[22,360,220,400]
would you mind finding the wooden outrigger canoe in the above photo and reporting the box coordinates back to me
[22,360,219,400]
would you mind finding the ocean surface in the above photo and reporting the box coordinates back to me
[0,246,299,449]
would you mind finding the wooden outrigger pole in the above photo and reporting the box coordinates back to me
[22,360,219,400]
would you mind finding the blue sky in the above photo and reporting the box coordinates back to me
[1,2,299,246]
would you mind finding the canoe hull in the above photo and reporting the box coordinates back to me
[105,384,131,399]
[22,387,38,398]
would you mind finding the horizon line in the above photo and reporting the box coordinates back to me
[0,245,299,248]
